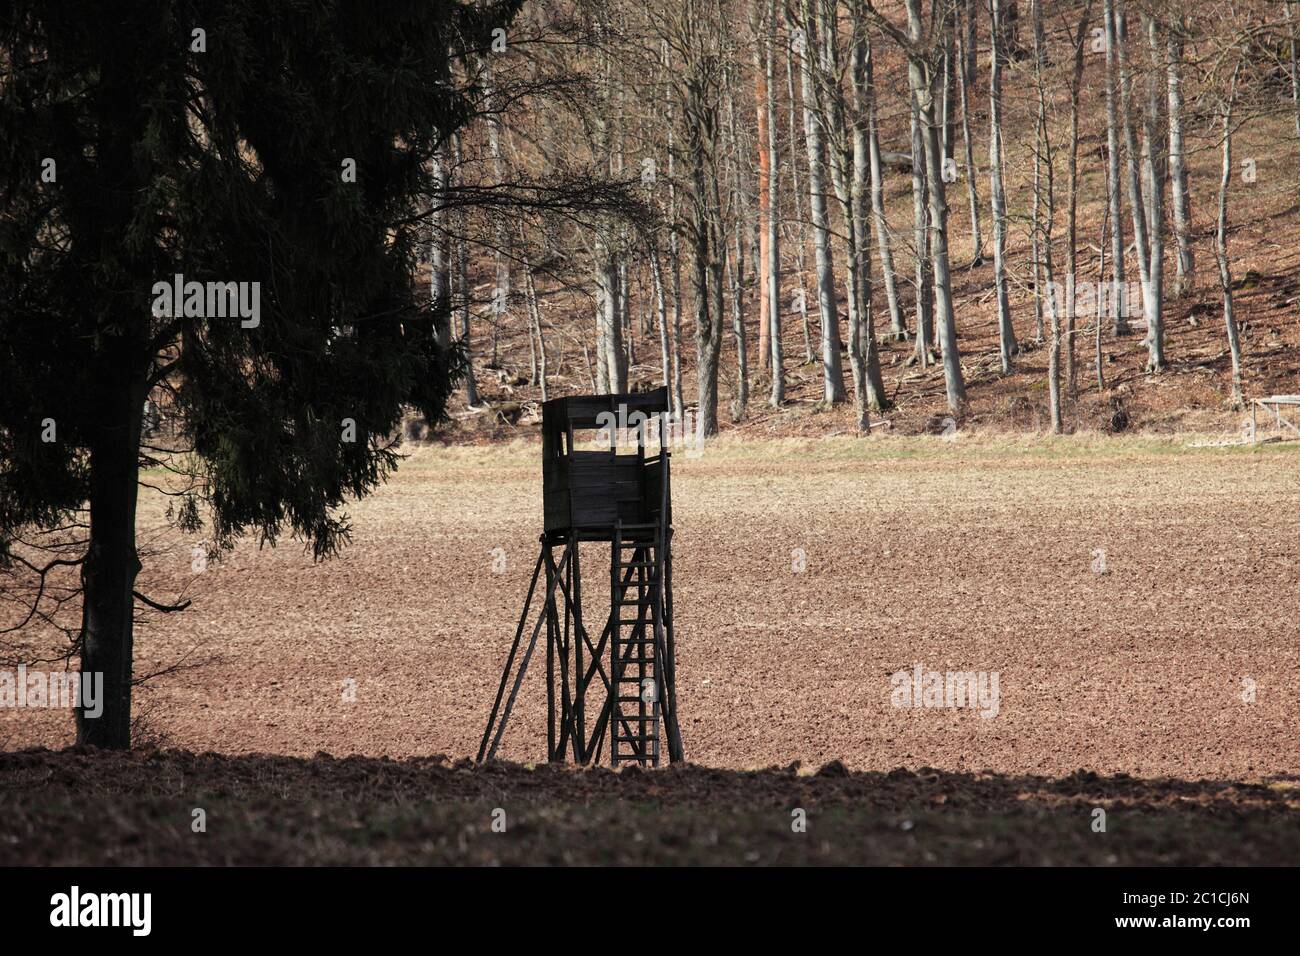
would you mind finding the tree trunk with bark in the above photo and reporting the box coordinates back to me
[1032,0,1062,433]
[1103,0,1129,336]
[1216,65,1245,409]
[1065,7,1090,398]
[990,0,1016,372]
[765,0,784,405]
[909,89,934,366]
[1166,17,1193,299]
[798,0,845,404]
[866,31,907,341]
[77,359,145,748]
[906,0,966,413]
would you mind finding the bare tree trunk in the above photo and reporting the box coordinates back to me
[1166,17,1193,298]
[851,0,886,414]
[595,299,609,394]
[1103,0,1129,336]
[689,199,723,438]
[1216,66,1245,409]
[786,31,817,365]
[524,266,548,402]
[725,76,749,413]
[664,37,686,419]
[1287,1,1300,141]
[766,0,784,405]
[754,1,772,371]
[816,0,868,426]
[726,243,749,412]
[620,258,633,373]
[452,134,478,406]
[927,58,946,357]
[941,14,957,163]
[906,0,966,412]
[484,59,508,368]
[1030,103,1045,345]
[798,0,845,404]
[909,89,934,366]
[990,0,1016,372]
[1065,8,1090,399]
[957,26,984,266]
[527,290,539,385]
[866,31,907,341]
[1031,0,1048,349]
[964,0,978,94]
[1032,0,1061,433]
[1116,1,1158,369]
[651,246,671,393]
[1096,204,1108,391]
[430,146,452,350]
[597,253,626,393]
[1141,12,1167,371]
[671,248,685,415]
[582,341,597,392]
[678,0,725,438]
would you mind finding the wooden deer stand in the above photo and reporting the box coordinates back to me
[479,387,684,767]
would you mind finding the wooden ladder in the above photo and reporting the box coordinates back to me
[609,527,662,766]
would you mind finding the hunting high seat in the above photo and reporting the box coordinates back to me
[480,386,683,767]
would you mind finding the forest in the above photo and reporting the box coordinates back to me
[433,0,1300,440]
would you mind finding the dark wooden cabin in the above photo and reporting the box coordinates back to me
[541,387,672,541]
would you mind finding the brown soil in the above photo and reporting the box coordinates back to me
[2,748,1296,865]
[4,437,1297,783]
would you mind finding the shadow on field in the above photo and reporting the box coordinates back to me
[2,748,1296,865]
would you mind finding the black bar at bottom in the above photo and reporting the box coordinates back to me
[0,866,1284,941]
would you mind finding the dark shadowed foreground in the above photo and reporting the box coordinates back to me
[2,748,1296,865]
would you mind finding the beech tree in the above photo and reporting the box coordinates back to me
[865,0,967,413]
[794,0,846,405]
[990,0,1016,371]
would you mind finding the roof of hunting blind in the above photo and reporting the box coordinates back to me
[541,387,670,431]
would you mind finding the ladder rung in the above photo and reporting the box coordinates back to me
[615,656,655,665]
[615,734,658,743]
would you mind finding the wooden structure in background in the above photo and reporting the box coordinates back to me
[1250,395,1300,443]
[479,387,683,766]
